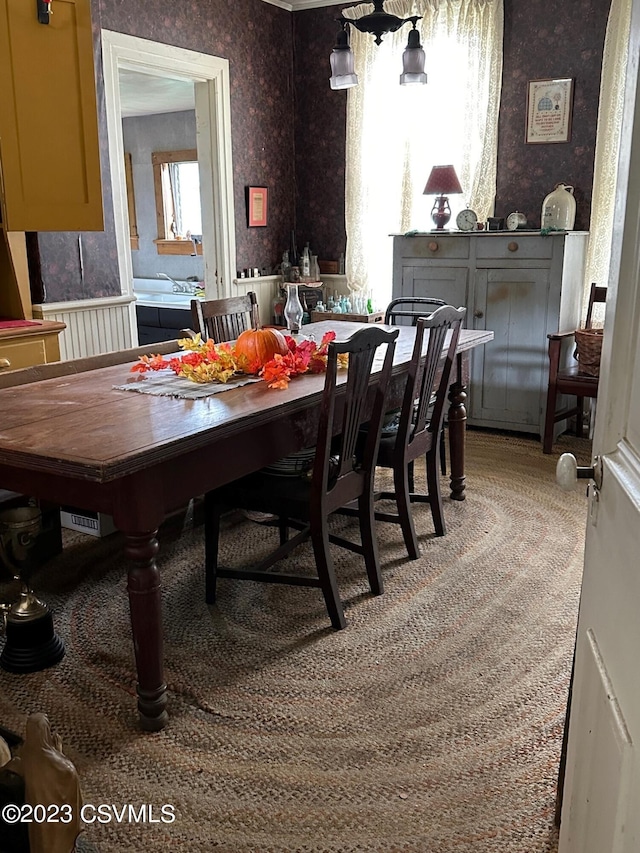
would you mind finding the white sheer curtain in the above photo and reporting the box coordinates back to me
[582,0,632,327]
[344,0,504,306]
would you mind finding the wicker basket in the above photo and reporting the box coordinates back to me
[574,327,604,377]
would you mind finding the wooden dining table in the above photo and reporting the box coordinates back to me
[0,320,493,730]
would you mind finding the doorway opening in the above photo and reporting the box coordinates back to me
[101,31,236,342]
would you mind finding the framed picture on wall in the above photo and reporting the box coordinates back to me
[246,186,268,227]
[525,78,574,144]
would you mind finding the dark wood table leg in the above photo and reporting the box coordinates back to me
[123,531,168,731]
[448,353,467,501]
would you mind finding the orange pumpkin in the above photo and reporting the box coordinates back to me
[235,327,289,374]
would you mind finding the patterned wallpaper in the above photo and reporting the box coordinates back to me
[496,0,611,230]
[36,0,610,303]
[38,0,296,303]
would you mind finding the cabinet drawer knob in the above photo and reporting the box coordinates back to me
[508,241,519,252]
[0,358,11,370]
[428,241,439,252]
[474,310,484,319]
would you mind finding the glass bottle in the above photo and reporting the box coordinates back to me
[290,231,299,267]
[301,243,311,278]
[311,254,320,282]
[284,283,304,333]
[281,250,291,283]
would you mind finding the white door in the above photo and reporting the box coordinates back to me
[558,4,640,850]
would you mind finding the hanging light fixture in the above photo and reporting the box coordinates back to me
[329,2,427,91]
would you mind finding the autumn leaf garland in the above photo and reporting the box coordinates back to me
[131,331,345,389]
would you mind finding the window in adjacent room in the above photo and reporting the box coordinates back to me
[152,148,203,255]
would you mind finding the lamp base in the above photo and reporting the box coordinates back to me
[0,610,65,673]
[430,194,451,230]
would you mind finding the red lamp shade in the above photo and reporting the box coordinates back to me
[423,164,463,230]
[423,164,463,196]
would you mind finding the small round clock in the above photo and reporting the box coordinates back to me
[456,209,478,231]
[506,211,527,231]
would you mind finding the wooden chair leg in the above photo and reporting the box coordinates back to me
[204,493,223,604]
[278,516,289,546]
[543,381,559,454]
[394,462,420,560]
[426,448,446,537]
[440,425,447,476]
[358,491,384,596]
[408,460,415,493]
[309,517,346,630]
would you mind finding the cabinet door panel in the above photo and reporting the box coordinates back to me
[0,0,102,231]
[401,266,469,314]
[471,269,549,431]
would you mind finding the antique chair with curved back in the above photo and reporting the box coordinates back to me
[542,283,607,453]
[384,296,448,476]
[203,324,400,630]
[375,305,466,560]
[372,305,466,559]
[190,292,259,343]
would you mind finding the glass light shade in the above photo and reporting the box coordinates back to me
[330,46,358,90]
[400,48,427,85]
[400,29,427,85]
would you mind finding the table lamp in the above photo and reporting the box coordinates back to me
[423,165,463,230]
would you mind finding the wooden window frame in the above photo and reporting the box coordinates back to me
[151,148,202,256]
[124,152,139,250]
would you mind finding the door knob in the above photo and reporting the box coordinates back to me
[556,453,603,491]
[473,310,484,319]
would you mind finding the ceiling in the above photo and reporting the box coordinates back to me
[118,69,195,118]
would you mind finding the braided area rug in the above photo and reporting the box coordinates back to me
[0,430,591,853]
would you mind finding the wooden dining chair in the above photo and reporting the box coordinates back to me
[384,296,448,476]
[384,296,447,326]
[203,324,399,631]
[372,305,466,560]
[542,283,607,454]
[190,292,259,343]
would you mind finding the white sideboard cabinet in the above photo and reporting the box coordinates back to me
[392,231,589,435]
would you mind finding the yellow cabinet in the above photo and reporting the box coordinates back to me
[0,0,103,231]
[0,320,66,372]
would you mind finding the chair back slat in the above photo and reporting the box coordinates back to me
[398,306,466,456]
[584,283,607,329]
[191,293,259,343]
[313,326,399,504]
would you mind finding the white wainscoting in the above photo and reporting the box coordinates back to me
[33,296,137,361]
[232,276,279,327]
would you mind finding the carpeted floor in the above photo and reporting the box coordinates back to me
[0,430,592,852]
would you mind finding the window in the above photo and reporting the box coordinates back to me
[344,0,504,305]
[152,148,203,256]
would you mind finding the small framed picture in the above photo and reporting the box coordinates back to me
[246,186,268,227]
[525,78,574,144]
